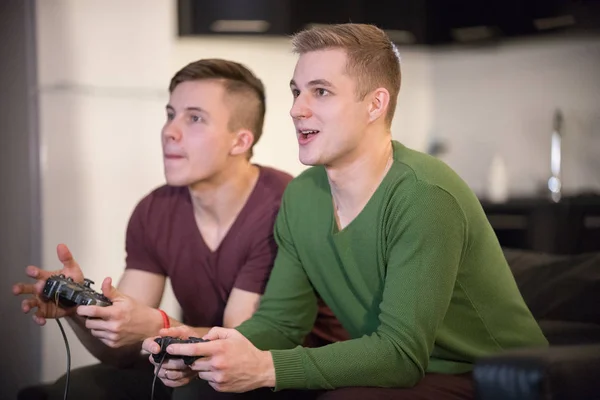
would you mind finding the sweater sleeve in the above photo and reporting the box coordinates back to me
[259,182,468,390]
[235,191,319,352]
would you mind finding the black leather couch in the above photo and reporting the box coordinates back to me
[474,249,600,400]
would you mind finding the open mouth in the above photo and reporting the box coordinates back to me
[299,129,319,139]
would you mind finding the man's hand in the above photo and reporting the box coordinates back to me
[12,243,85,325]
[142,325,200,388]
[76,277,163,348]
[163,326,276,393]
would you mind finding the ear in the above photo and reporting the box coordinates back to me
[230,129,255,157]
[367,88,390,124]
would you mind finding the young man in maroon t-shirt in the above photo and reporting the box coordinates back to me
[13,59,348,400]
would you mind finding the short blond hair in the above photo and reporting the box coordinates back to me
[291,23,401,127]
[169,59,266,158]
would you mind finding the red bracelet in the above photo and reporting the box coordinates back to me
[157,309,170,329]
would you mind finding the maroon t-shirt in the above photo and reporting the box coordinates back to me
[124,166,293,327]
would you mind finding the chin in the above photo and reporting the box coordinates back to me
[298,150,323,166]
[164,172,191,187]
[299,157,321,167]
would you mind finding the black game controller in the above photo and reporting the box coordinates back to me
[41,274,112,308]
[153,336,209,366]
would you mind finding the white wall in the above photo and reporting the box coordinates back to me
[35,0,177,381]
[431,36,600,198]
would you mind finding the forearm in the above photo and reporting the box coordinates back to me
[65,308,182,367]
[66,314,142,367]
[270,333,423,391]
[235,249,318,349]
[236,313,303,351]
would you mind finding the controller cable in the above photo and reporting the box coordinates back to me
[151,352,168,400]
[55,319,71,400]
[52,291,71,400]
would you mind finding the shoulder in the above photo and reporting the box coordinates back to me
[283,166,328,198]
[383,141,487,234]
[388,141,476,206]
[130,184,190,222]
[255,165,294,199]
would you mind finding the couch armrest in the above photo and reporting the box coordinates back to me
[473,344,600,400]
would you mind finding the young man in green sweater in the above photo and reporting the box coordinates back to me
[143,23,548,400]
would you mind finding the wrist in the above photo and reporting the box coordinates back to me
[151,308,169,335]
[258,350,276,388]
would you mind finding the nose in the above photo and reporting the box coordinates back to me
[162,120,182,142]
[290,93,312,120]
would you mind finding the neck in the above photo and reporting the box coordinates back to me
[328,133,393,225]
[188,160,259,227]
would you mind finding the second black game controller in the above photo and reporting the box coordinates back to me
[153,336,209,366]
[41,274,112,308]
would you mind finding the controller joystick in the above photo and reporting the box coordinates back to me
[41,274,112,308]
[153,336,209,366]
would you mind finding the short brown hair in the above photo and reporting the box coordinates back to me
[169,59,266,158]
[291,24,401,127]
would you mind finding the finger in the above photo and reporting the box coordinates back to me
[22,297,40,313]
[77,305,113,319]
[164,378,192,388]
[189,357,212,372]
[204,327,232,341]
[90,329,118,342]
[158,326,192,339]
[84,317,114,331]
[100,277,121,301]
[34,280,47,295]
[149,354,158,366]
[142,337,161,354]
[56,243,79,269]
[198,371,218,384]
[32,314,47,326]
[167,341,217,358]
[34,306,48,319]
[160,371,192,388]
[25,265,51,281]
[99,338,118,348]
[14,283,37,296]
[161,368,181,382]
[160,358,187,371]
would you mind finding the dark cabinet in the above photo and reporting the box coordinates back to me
[177,0,600,45]
[481,196,600,255]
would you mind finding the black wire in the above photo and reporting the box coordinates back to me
[151,353,168,400]
[56,319,71,400]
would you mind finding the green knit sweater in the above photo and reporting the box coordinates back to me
[236,140,548,391]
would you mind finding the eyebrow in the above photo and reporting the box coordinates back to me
[289,79,335,89]
[165,105,209,114]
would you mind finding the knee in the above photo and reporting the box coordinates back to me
[315,389,348,400]
[316,388,375,400]
[24,364,114,400]
[17,384,49,400]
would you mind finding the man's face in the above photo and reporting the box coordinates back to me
[290,49,371,167]
[161,80,236,186]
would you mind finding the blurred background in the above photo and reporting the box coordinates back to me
[1,0,599,398]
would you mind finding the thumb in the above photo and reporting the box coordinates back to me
[56,244,78,270]
[203,326,232,341]
[101,277,122,300]
[159,326,190,339]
